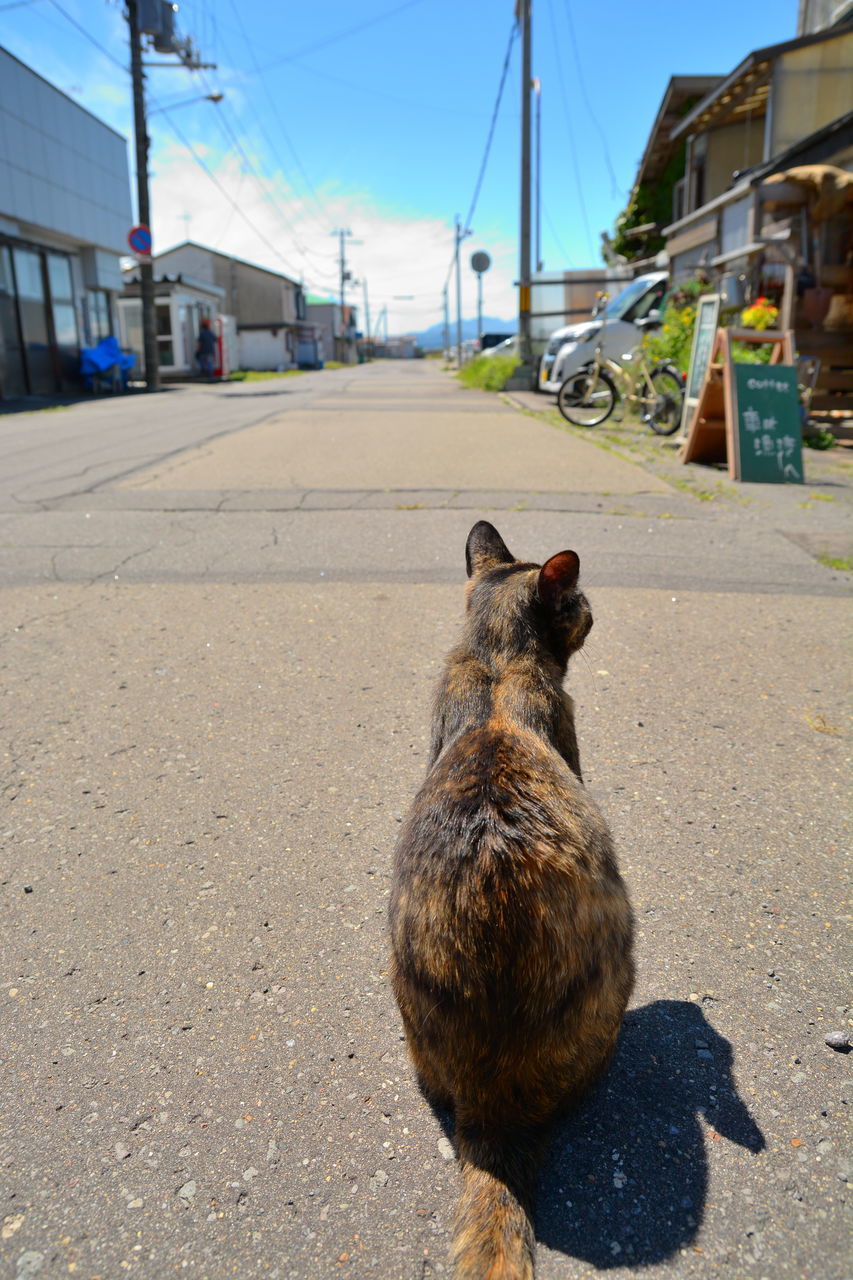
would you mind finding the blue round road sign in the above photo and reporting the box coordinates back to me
[128,224,152,255]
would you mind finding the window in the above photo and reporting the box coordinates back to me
[47,252,77,350]
[155,302,172,336]
[87,290,112,343]
[155,300,175,367]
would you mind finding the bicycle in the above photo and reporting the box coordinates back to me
[556,336,684,435]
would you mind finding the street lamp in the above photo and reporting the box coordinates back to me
[148,93,224,115]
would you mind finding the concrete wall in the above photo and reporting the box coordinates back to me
[0,47,132,256]
[237,328,292,371]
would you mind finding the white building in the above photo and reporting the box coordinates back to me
[149,242,317,371]
[118,269,238,378]
[0,47,133,398]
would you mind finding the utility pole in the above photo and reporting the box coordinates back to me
[127,0,216,392]
[128,0,158,391]
[534,75,543,273]
[508,0,534,389]
[454,214,471,367]
[362,278,371,358]
[442,285,450,359]
[332,228,361,361]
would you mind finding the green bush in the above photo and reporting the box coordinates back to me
[457,354,520,392]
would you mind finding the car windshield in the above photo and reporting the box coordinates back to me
[604,278,661,321]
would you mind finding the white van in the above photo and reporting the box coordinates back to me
[538,272,668,393]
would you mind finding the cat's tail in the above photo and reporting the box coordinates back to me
[451,1121,544,1280]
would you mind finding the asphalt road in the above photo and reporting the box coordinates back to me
[1,362,850,1280]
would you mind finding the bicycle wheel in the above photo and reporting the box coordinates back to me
[557,367,617,426]
[646,364,684,436]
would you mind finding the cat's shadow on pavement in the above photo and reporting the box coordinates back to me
[535,998,765,1268]
[427,999,763,1268]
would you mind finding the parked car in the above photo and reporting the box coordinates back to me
[480,332,514,353]
[480,334,518,358]
[538,272,668,393]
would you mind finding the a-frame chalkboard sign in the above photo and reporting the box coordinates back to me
[680,293,720,437]
[681,328,803,483]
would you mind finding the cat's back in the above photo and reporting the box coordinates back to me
[395,714,617,895]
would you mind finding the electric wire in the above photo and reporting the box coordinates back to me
[561,0,622,198]
[46,0,128,72]
[544,0,595,261]
[222,0,334,235]
[188,83,330,269]
[157,108,334,293]
[45,0,339,288]
[542,201,576,267]
[441,17,519,299]
[252,0,428,75]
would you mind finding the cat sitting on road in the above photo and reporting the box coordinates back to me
[390,520,635,1280]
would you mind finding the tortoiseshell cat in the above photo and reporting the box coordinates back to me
[389,521,634,1279]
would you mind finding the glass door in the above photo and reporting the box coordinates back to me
[47,253,79,391]
[13,246,56,395]
[0,245,27,398]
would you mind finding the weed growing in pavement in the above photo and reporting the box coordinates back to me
[804,711,843,734]
[817,552,853,572]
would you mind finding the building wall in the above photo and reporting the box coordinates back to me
[237,328,291,371]
[306,304,336,364]
[0,48,132,397]
[0,48,131,258]
[704,118,765,201]
[771,31,853,155]
[156,245,299,327]
[228,260,295,326]
[155,244,218,286]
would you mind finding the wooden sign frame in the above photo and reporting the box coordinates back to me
[681,327,799,481]
[680,293,721,437]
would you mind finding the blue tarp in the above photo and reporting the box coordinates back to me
[80,336,136,391]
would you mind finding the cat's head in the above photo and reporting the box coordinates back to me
[464,521,592,666]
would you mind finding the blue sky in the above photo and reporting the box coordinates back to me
[2,0,799,332]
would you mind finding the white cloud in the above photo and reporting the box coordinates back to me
[148,144,518,334]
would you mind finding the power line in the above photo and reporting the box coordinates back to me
[462,21,518,238]
[222,0,333,236]
[47,0,128,72]
[542,200,576,267]
[544,0,595,261]
[187,85,333,273]
[253,0,428,75]
[443,17,518,293]
[157,108,332,291]
[561,0,622,199]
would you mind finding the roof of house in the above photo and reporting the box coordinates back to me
[671,19,853,140]
[155,240,301,288]
[633,75,723,189]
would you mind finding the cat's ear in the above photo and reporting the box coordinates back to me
[465,521,515,577]
[537,549,580,607]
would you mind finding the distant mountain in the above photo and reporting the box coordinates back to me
[413,316,514,350]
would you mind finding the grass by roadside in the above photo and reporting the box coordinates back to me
[457,354,520,392]
[227,361,348,383]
